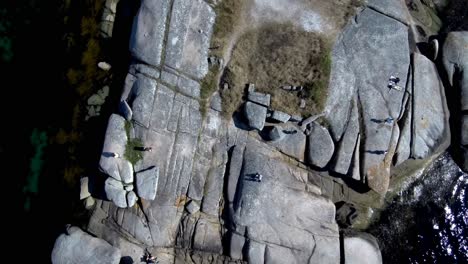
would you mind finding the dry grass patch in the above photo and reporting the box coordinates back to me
[206,0,364,118]
[221,23,332,116]
[210,0,246,58]
[199,0,245,115]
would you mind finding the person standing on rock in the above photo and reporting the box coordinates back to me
[144,250,158,263]
[388,75,402,91]
[135,146,153,152]
[143,147,152,152]
[384,117,394,124]
[244,173,263,182]
[255,173,263,182]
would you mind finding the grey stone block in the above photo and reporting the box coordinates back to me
[161,70,179,86]
[136,166,159,200]
[126,191,138,207]
[331,97,359,174]
[132,63,160,80]
[307,122,335,168]
[290,115,302,122]
[229,232,245,260]
[202,144,227,216]
[179,76,201,98]
[271,123,306,161]
[185,200,200,214]
[179,104,203,136]
[247,90,271,107]
[246,240,265,264]
[227,145,244,204]
[187,156,210,200]
[244,102,267,130]
[271,110,291,123]
[119,159,134,184]
[105,177,127,208]
[167,100,183,132]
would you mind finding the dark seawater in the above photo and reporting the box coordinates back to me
[370,153,467,264]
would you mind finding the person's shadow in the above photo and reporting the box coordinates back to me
[365,150,388,155]
[370,118,384,124]
[102,152,117,158]
[120,256,133,264]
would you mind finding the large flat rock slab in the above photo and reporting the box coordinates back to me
[165,0,215,79]
[228,140,339,263]
[411,53,450,159]
[130,0,171,67]
[325,7,410,194]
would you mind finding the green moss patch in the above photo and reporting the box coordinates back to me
[123,121,143,165]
